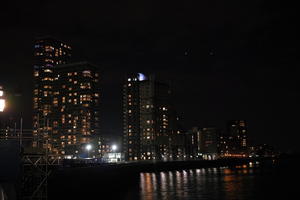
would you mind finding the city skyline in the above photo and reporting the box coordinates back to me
[0,0,299,153]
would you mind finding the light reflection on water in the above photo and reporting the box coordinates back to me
[140,165,258,200]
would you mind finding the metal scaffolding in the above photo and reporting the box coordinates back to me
[0,128,60,200]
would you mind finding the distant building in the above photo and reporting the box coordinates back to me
[249,144,278,158]
[183,127,220,160]
[139,75,173,161]
[32,37,103,158]
[122,73,181,161]
[122,73,142,161]
[184,127,201,160]
[33,36,72,149]
[199,127,219,160]
[226,120,248,156]
[51,62,101,158]
[218,129,230,157]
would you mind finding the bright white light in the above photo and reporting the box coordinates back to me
[138,73,146,81]
[0,91,3,97]
[0,99,5,112]
[86,144,92,151]
[112,144,117,151]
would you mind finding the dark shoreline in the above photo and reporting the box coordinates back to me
[49,156,295,199]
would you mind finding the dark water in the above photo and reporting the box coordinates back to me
[137,161,299,200]
[48,158,299,199]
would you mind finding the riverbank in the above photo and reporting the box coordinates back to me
[49,156,289,199]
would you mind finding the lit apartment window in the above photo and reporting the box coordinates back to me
[34,89,38,95]
[83,70,92,77]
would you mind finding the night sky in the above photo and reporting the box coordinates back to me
[0,0,299,152]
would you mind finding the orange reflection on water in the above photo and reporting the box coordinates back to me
[142,173,154,200]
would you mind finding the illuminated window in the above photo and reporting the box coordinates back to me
[34,89,38,95]
[83,70,92,77]
[34,71,39,77]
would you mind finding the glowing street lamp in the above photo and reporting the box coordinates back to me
[0,87,5,112]
[0,99,5,112]
[112,144,117,152]
[85,144,92,158]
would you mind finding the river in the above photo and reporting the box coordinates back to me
[136,160,298,200]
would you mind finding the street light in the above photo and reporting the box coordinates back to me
[0,86,5,112]
[85,144,92,158]
[112,144,117,152]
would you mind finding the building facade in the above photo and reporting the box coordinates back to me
[200,127,219,160]
[33,37,72,149]
[32,37,102,158]
[122,73,180,161]
[51,62,101,158]
[122,74,142,161]
[226,120,248,156]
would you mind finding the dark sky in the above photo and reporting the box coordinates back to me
[0,0,299,152]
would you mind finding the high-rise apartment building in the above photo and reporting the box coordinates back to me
[139,77,173,160]
[122,74,142,161]
[199,127,219,160]
[227,120,248,155]
[32,37,101,158]
[122,73,179,161]
[51,62,101,157]
[33,37,71,148]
